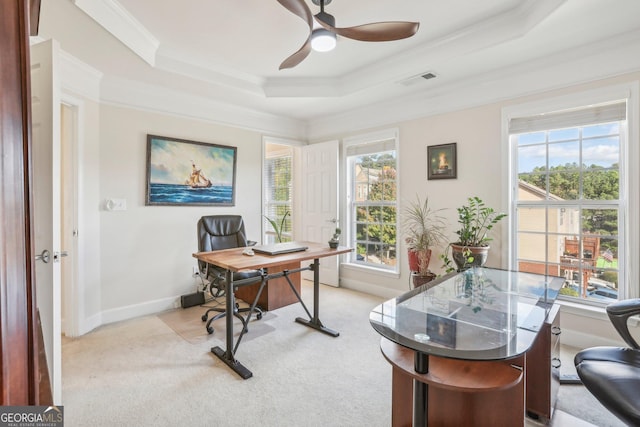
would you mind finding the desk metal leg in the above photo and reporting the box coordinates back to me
[414,352,429,426]
[294,258,340,337]
[211,270,253,379]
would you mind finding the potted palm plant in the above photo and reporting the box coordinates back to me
[264,210,290,243]
[443,196,507,271]
[402,195,447,287]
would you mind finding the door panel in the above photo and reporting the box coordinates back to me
[301,141,339,286]
[31,39,62,404]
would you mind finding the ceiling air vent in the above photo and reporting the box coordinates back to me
[398,72,437,87]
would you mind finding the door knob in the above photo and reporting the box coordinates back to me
[35,249,51,263]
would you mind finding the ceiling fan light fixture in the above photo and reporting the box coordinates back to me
[311,28,336,52]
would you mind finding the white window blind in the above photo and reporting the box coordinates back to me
[346,138,396,156]
[263,144,293,244]
[509,101,626,134]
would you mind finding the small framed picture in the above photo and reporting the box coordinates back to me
[426,313,457,348]
[427,143,457,180]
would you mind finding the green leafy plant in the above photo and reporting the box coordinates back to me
[331,228,341,241]
[440,196,506,272]
[264,210,290,243]
[453,196,506,247]
[329,227,341,248]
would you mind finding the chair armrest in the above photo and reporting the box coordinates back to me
[607,298,640,349]
[247,240,257,246]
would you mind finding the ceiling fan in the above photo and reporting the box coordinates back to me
[277,0,420,70]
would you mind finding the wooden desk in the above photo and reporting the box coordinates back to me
[370,268,564,426]
[193,242,352,379]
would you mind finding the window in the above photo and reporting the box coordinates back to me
[508,98,631,305]
[263,142,293,244]
[345,130,398,271]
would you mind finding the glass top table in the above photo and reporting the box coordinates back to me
[370,267,564,361]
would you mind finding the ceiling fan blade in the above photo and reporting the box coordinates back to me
[279,38,312,70]
[318,20,419,42]
[277,0,314,29]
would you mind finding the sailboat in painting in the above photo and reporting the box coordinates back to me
[186,161,212,188]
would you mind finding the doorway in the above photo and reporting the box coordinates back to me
[60,101,80,338]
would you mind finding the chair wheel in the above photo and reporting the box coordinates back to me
[257,313,263,320]
[201,314,208,322]
[207,326,214,334]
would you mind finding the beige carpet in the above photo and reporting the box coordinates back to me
[61,281,620,427]
[157,297,277,345]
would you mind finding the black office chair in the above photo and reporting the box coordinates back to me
[197,215,263,334]
[574,298,640,425]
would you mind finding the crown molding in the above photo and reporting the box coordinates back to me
[265,0,565,98]
[73,0,159,66]
[305,30,640,140]
[99,75,307,139]
[30,37,103,102]
[154,50,266,96]
[77,0,563,100]
[330,0,566,99]
[60,50,103,102]
[82,28,640,142]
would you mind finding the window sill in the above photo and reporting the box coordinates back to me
[556,298,640,327]
[341,262,400,279]
[555,298,607,320]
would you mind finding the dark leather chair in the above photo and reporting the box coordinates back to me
[574,298,640,425]
[197,215,263,334]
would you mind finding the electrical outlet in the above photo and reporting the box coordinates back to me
[192,266,200,277]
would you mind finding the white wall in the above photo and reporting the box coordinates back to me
[72,67,639,348]
[97,105,263,323]
[339,103,507,296]
[335,72,640,348]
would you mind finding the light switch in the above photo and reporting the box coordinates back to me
[105,198,127,211]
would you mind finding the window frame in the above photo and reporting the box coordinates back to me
[502,82,640,304]
[343,128,400,273]
[262,137,302,244]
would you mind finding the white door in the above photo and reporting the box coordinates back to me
[31,39,63,404]
[61,102,79,337]
[301,140,340,286]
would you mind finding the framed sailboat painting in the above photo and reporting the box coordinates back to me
[145,134,237,206]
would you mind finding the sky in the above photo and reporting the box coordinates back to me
[516,123,620,174]
[148,137,235,185]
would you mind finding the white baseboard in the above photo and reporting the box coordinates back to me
[559,327,624,349]
[99,295,180,327]
[340,277,403,300]
[80,313,103,336]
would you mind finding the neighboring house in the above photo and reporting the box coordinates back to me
[354,164,381,202]
[517,180,614,297]
[517,180,568,276]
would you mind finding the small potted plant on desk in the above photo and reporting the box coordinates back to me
[441,196,506,272]
[402,195,447,288]
[328,227,341,249]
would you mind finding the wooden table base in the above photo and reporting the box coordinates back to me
[235,262,301,311]
[380,338,525,427]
